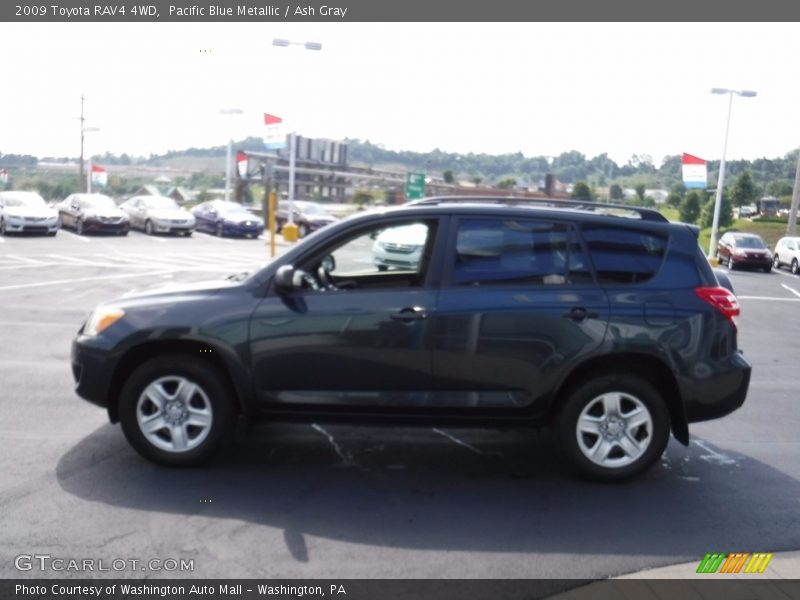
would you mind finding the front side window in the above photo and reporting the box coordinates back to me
[449,218,592,286]
[293,219,436,292]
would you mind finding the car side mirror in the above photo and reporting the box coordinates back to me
[321,254,335,272]
[274,264,296,292]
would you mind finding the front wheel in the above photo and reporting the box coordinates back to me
[118,355,235,466]
[773,254,781,269]
[144,220,154,235]
[76,219,84,235]
[216,222,224,237]
[555,373,670,482]
[792,259,799,275]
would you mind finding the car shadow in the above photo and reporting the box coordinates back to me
[56,422,800,565]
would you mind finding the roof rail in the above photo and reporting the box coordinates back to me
[407,195,669,223]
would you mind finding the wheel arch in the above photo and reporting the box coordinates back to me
[550,353,689,446]
[107,339,250,424]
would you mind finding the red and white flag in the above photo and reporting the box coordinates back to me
[91,163,107,188]
[236,151,248,177]
[0,168,8,185]
[681,153,707,189]
[263,113,286,149]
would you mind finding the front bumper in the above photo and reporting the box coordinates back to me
[730,254,772,268]
[5,218,59,234]
[83,218,130,233]
[224,222,265,237]
[71,336,117,410]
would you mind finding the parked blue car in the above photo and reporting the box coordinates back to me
[192,200,265,238]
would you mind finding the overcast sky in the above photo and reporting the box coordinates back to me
[1,22,798,166]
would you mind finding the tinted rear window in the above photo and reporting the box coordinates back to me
[582,226,667,284]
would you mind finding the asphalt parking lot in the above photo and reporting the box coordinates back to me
[1,230,799,580]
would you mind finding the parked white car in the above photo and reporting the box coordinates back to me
[773,236,800,274]
[371,222,428,271]
[120,195,195,236]
[0,191,60,235]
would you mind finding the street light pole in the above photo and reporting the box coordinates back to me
[272,37,321,241]
[220,108,244,203]
[708,87,757,258]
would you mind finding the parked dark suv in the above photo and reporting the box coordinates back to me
[71,197,751,481]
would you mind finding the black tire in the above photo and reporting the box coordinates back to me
[144,220,154,235]
[773,254,781,269]
[763,264,772,273]
[216,222,224,237]
[119,231,129,237]
[118,355,235,466]
[0,219,6,235]
[792,259,799,275]
[377,265,389,272]
[76,219,84,235]
[555,373,670,482]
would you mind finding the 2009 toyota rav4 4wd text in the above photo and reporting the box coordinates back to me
[71,197,751,481]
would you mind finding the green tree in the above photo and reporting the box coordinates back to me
[679,192,701,224]
[731,171,757,207]
[609,183,624,201]
[571,181,593,200]
[442,169,455,184]
[497,177,517,189]
[700,194,734,228]
[471,176,483,187]
[635,183,647,204]
[666,192,682,208]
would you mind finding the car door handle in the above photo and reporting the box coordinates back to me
[563,307,599,321]
[390,307,427,321]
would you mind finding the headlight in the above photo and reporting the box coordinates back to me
[84,307,125,336]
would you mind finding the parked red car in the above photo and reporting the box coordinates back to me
[717,232,772,272]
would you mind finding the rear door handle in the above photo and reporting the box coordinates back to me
[390,307,427,322]
[563,307,599,321]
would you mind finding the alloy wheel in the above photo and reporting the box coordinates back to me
[136,375,213,453]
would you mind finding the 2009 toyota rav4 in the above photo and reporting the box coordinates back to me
[71,197,751,481]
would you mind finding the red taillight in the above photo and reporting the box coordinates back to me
[695,286,740,329]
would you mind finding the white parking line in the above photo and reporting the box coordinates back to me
[0,269,177,291]
[196,232,235,244]
[738,296,800,301]
[0,236,4,243]
[781,283,800,298]
[48,254,112,266]
[59,230,91,243]
[6,254,45,264]
[0,262,57,271]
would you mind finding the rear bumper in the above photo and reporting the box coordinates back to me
[683,351,751,423]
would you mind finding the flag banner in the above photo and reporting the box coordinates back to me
[681,153,707,189]
[264,113,286,149]
[236,151,248,178]
[91,163,107,188]
[0,168,7,185]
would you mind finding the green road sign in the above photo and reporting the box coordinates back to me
[405,172,426,200]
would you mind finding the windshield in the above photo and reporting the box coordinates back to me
[82,195,118,210]
[297,202,328,215]
[144,197,179,210]
[216,201,249,214]
[735,237,766,249]
[3,192,46,208]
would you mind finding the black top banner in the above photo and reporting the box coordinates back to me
[2,0,800,22]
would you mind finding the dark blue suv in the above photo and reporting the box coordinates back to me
[71,197,750,481]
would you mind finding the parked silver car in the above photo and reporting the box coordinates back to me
[0,191,60,235]
[773,236,800,274]
[120,195,195,236]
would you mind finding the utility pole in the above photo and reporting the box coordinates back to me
[788,149,800,237]
[79,95,85,192]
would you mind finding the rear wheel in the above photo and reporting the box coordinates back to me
[216,222,224,237]
[774,254,781,269]
[76,219,84,235]
[792,259,799,275]
[555,373,670,482]
[144,220,154,235]
[118,355,235,466]
[0,219,7,235]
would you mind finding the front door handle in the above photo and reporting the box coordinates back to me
[563,307,599,321]
[390,307,427,322]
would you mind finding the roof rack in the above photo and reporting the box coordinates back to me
[408,195,669,223]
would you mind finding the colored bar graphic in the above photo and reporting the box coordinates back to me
[697,552,773,574]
